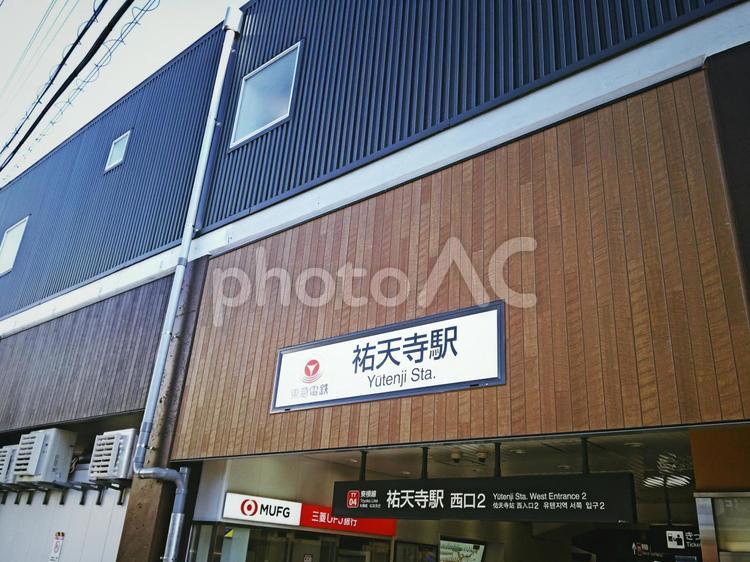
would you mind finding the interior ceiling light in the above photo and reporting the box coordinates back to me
[557,464,572,470]
[666,475,692,487]
[401,470,411,476]
[625,442,644,448]
[348,458,359,463]
[657,452,680,473]
[508,448,527,454]
[642,475,692,488]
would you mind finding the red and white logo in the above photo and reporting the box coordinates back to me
[225,493,302,524]
[240,498,259,516]
[302,359,322,383]
[346,490,361,508]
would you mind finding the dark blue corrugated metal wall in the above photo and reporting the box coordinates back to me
[0,28,223,318]
[202,0,739,228]
[0,0,742,319]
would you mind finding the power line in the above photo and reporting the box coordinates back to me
[0,0,110,161]
[0,0,63,123]
[0,0,161,184]
[28,0,79,67]
[4,0,82,109]
[0,0,160,184]
[0,1,60,102]
[23,0,83,84]
[0,0,133,174]
[35,0,161,137]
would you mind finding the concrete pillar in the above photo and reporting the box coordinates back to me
[117,257,209,562]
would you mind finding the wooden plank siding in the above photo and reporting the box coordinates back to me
[172,72,750,460]
[0,277,171,432]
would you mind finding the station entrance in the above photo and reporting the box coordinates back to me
[185,426,750,562]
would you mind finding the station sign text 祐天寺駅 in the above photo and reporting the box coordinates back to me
[332,473,637,524]
[271,303,505,412]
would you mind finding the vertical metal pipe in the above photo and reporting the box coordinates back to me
[130,8,242,562]
[132,8,242,473]
[421,447,429,479]
[494,442,502,477]
[162,466,191,562]
[359,450,368,481]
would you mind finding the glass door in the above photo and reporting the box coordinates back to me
[186,523,389,562]
[288,535,336,562]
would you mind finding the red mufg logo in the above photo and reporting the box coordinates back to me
[346,490,361,509]
[240,498,259,517]
[302,359,322,384]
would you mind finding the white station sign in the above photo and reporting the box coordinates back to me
[223,493,302,526]
[272,303,505,412]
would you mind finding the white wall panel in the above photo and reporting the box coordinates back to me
[0,488,128,562]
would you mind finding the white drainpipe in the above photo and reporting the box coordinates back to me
[131,7,242,562]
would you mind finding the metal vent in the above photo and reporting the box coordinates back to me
[0,445,18,484]
[13,432,44,476]
[12,429,76,484]
[89,429,136,481]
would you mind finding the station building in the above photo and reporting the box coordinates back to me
[1,1,750,561]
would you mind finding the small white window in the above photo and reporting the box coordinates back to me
[105,130,131,171]
[230,43,301,146]
[0,216,29,276]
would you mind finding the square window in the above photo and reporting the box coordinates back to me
[105,130,131,171]
[230,43,301,146]
[0,216,29,276]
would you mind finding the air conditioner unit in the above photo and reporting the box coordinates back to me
[0,445,19,485]
[89,429,136,481]
[13,429,76,485]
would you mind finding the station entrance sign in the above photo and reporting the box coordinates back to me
[332,473,636,523]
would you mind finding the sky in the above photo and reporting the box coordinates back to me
[0,0,246,185]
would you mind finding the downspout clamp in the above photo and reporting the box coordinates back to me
[131,7,242,562]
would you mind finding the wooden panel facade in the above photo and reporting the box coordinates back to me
[172,72,750,460]
[0,277,171,432]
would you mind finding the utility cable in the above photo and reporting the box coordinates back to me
[2,0,81,114]
[14,0,82,97]
[0,0,160,184]
[0,0,159,185]
[0,1,59,101]
[0,0,110,162]
[0,0,136,174]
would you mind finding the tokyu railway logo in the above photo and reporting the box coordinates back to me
[302,359,322,383]
[224,493,302,525]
